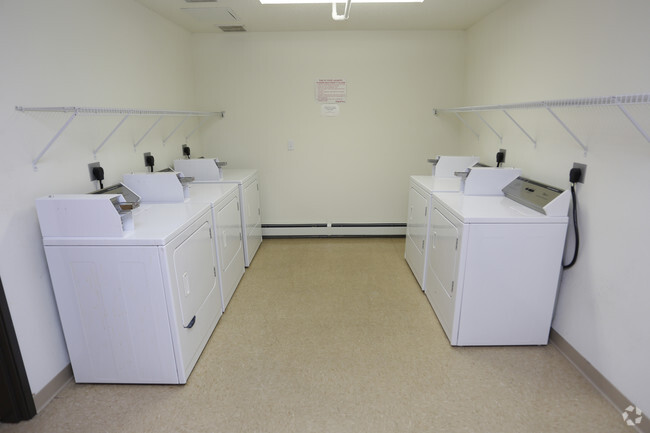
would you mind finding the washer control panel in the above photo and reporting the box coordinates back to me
[502,177,564,214]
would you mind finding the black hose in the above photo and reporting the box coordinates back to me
[563,184,579,269]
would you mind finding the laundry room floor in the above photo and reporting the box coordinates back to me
[0,238,631,433]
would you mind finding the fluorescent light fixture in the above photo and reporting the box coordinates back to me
[260,0,423,3]
[259,0,423,21]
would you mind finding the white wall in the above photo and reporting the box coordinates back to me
[0,0,199,394]
[463,0,650,412]
[192,31,465,225]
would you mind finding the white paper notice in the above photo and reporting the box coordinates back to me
[315,79,346,103]
[321,104,340,117]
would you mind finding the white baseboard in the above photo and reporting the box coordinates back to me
[33,364,73,413]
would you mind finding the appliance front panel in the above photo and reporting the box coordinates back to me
[425,206,461,339]
[214,193,245,308]
[172,220,219,327]
[216,194,243,273]
[44,246,178,384]
[163,210,222,381]
[243,179,263,265]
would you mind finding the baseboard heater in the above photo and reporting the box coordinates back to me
[262,223,406,238]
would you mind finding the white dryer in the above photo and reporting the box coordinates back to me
[185,183,245,310]
[36,194,221,384]
[122,173,245,311]
[424,178,570,346]
[174,159,262,267]
[405,156,479,290]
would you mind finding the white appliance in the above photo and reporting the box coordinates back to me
[174,160,262,267]
[405,156,479,290]
[35,193,221,383]
[184,183,245,310]
[122,172,245,311]
[424,178,570,346]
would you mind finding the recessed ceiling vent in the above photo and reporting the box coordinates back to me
[218,25,246,32]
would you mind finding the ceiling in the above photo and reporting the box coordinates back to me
[135,0,511,33]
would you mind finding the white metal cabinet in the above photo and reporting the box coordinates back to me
[243,177,262,265]
[404,176,463,290]
[214,192,245,309]
[184,183,246,312]
[41,205,222,383]
[424,193,568,346]
[44,245,179,384]
[405,181,429,288]
[165,216,222,381]
[424,206,461,336]
[221,169,262,267]
[171,219,219,328]
[173,165,263,267]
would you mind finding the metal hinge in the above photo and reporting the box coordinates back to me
[422,239,425,250]
[424,207,428,216]
[213,267,216,277]
[209,228,212,239]
[455,238,459,250]
[237,201,240,211]
[240,232,242,241]
[451,281,454,293]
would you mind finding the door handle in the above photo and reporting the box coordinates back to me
[184,316,196,329]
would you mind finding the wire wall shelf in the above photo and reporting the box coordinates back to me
[434,93,650,155]
[16,106,225,170]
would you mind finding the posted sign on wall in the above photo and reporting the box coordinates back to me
[315,79,347,103]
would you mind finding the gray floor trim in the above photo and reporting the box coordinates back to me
[550,329,648,433]
[33,364,73,413]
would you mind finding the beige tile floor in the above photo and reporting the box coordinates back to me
[1,238,630,433]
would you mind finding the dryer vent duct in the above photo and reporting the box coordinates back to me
[219,25,246,32]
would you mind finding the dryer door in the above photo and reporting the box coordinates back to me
[215,193,245,309]
[428,208,459,298]
[405,184,429,288]
[425,206,460,340]
[173,219,219,327]
[216,194,243,272]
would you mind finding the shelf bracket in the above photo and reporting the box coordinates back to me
[545,107,588,155]
[502,110,536,147]
[31,111,78,171]
[134,116,163,149]
[94,115,130,158]
[476,113,503,142]
[616,103,650,143]
[453,112,480,139]
[162,117,189,145]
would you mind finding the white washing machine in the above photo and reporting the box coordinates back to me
[122,173,245,311]
[36,193,221,384]
[174,159,262,267]
[424,177,570,346]
[405,156,479,290]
